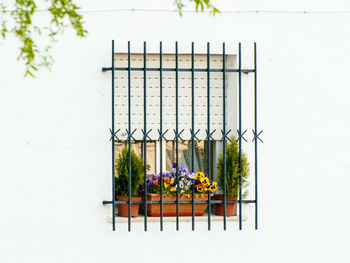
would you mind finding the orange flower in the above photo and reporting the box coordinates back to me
[153,179,159,186]
[164,177,170,183]
[170,187,176,192]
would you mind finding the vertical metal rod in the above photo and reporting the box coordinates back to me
[175,41,179,231]
[191,42,195,231]
[222,42,227,230]
[238,42,243,230]
[207,42,211,230]
[143,41,148,231]
[127,41,131,232]
[111,40,116,231]
[159,42,164,231]
[254,42,258,230]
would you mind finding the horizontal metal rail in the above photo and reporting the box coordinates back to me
[103,200,256,205]
[102,67,255,73]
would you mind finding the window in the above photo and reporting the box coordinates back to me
[103,41,260,232]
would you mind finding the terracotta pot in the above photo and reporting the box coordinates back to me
[214,195,237,217]
[145,193,210,217]
[117,196,142,217]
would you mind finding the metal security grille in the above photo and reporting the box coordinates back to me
[102,41,262,232]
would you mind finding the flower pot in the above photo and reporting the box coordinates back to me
[145,193,210,217]
[117,196,142,217]
[214,195,237,216]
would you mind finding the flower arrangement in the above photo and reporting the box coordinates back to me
[144,163,217,195]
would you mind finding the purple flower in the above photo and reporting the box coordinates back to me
[178,181,184,189]
[178,165,189,174]
[188,172,195,180]
[172,163,177,169]
[186,179,193,186]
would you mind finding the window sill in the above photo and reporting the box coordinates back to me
[107,214,247,224]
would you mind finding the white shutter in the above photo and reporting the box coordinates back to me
[114,53,234,141]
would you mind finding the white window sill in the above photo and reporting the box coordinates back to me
[107,214,247,224]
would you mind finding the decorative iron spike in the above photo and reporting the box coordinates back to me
[189,128,200,141]
[125,128,137,141]
[109,128,121,142]
[252,129,264,143]
[221,129,232,142]
[236,129,247,142]
[173,129,185,142]
[205,129,216,141]
[141,128,153,141]
[157,129,169,142]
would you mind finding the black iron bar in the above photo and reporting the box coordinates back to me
[207,42,211,231]
[254,42,258,230]
[191,42,195,231]
[238,42,243,230]
[103,67,254,73]
[159,42,164,231]
[222,42,227,230]
[175,41,179,231]
[143,41,148,231]
[103,199,256,205]
[111,40,116,231]
[127,41,131,232]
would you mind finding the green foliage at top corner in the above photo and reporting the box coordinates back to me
[217,136,250,198]
[0,0,87,78]
[115,147,144,197]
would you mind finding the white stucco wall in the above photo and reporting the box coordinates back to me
[1,0,350,262]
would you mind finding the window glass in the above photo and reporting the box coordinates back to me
[166,141,214,178]
[114,141,157,174]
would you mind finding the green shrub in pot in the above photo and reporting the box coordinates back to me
[115,147,144,217]
[217,136,250,198]
[115,147,144,197]
[215,136,250,216]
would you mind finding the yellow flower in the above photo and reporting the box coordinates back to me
[170,187,176,192]
[196,184,204,192]
[209,185,217,192]
[170,178,174,184]
[200,177,210,186]
[164,182,169,188]
[209,182,217,192]
[195,172,205,180]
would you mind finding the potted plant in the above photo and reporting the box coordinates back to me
[143,163,217,217]
[215,136,249,216]
[115,147,144,217]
